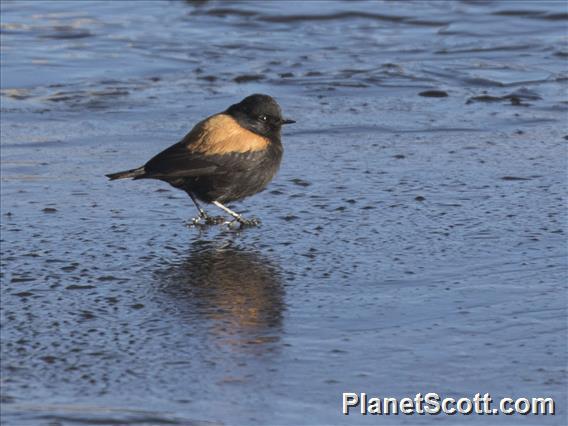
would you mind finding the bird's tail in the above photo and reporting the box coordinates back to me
[105,166,145,180]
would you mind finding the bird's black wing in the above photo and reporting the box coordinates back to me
[140,113,270,179]
[142,141,222,179]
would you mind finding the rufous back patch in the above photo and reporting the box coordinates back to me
[185,114,269,155]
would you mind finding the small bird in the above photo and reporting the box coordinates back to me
[106,94,295,226]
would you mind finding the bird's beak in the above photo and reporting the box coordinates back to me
[281,118,296,125]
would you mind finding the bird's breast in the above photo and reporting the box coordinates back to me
[191,143,282,203]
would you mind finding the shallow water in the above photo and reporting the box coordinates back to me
[1,0,567,425]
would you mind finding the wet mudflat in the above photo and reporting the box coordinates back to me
[1,1,567,425]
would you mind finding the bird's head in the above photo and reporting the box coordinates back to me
[226,94,295,139]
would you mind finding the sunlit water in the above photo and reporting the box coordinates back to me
[1,1,567,425]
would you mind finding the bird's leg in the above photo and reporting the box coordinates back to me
[212,201,261,227]
[188,193,225,225]
[189,192,208,219]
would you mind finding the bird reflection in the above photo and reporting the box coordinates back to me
[156,240,285,351]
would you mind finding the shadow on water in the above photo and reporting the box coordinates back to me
[154,240,285,351]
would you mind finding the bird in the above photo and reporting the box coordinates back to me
[105,94,295,227]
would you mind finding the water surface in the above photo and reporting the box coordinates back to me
[1,1,567,425]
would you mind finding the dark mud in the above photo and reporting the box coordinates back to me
[1,1,567,425]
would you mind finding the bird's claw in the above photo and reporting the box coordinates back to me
[187,211,260,229]
[233,216,261,228]
[203,215,227,225]
[187,212,226,227]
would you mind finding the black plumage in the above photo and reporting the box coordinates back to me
[106,94,295,226]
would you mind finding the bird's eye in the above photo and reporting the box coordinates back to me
[259,115,268,122]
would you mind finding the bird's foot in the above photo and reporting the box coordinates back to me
[203,214,227,225]
[241,217,261,227]
[187,212,226,227]
[227,216,261,229]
